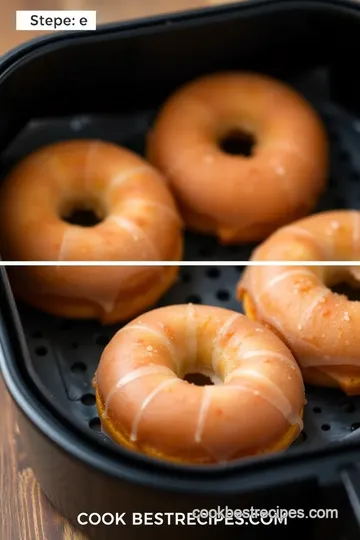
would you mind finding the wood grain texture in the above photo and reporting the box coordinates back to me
[0,374,88,539]
[0,0,244,538]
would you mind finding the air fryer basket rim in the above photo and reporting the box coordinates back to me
[0,0,358,77]
[1,0,360,495]
[0,0,358,157]
[0,0,353,73]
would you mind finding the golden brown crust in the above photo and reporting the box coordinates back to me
[8,258,181,324]
[0,140,184,321]
[0,139,183,262]
[237,211,360,395]
[94,304,305,464]
[147,71,328,243]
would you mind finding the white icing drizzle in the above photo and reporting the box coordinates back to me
[186,303,198,370]
[58,227,75,262]
[226,370,302,428]
[124,198,182,225]
[103,365,174,418]
[283,226,331,259]
[300,288,330,328]
[109,166,156,192]
[240,350,296,371]
[194,386,212,444]
[121,324,179,372]
[248,269,287,337]
[353,211,360,256]
[258,269,316,299]
[130,378,178,442]
[109,215,160,260]
[211,313,240,372]
[198,380,303,464]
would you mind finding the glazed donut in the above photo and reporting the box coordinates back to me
[237,210,360,395]
[147,71,328,244]
[94,304,305,464]
[5,265,179,324]
[0,139,183,262]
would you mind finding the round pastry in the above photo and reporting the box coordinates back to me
[147,71,328,244]
[0,139,183,262]
[6,265,179,324]
[94,304,305,464]
[237,210,360,395]
[0,139,183,323]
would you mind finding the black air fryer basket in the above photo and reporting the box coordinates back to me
[3,0,360,538]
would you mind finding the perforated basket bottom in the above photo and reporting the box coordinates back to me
[0,67,360,261]
[17,265,360,459]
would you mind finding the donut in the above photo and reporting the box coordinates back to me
[94,304,305,464]
[0,139,183,262]
[0,139,183,323]
[5,265,179,324]
[147,71,328,244]
[236,210,360,395]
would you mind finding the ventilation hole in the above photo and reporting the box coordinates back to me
[71,362,87,374]
[81,393,96,406]
[31,330,43,338]
[206,268,220,279]
[184,373,213,386]
[62,207,102,227]
[321,424,331,431]
[341,401,355,413]
[89,417,102,431]
[313,407,322,414]
[216,290,230,301]
[181,272,192,283]
[219,129,255,156]
[60,320,72,330]
[186,295,202,304]
[35,346,47,356]
[351,422,360,431]
[96,335,109,346]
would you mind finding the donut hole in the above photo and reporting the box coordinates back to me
[60,199,105,227]
[329,281,360,301]
[184,372,214,386]
[219,128,255,157]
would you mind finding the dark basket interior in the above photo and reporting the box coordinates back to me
[14,264,360,462]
